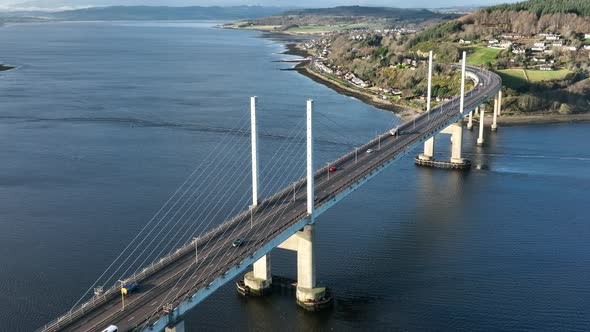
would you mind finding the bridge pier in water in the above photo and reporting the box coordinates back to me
[164,320,185,332]
[242,255,272,295]
[477,105,486,146]
[492,93,499,132]
[415,121,470,169]
[467,107,477,130]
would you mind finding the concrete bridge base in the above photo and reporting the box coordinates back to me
[165,320,185,332]
[467,108,475,130]
[239,255,272,296]
[415,122,470,169]
[236,224,332,310]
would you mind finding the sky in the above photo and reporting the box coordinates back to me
[0,0,521,12]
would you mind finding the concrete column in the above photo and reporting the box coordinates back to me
[498,90,503,116]
[296,224,325,303]
[297,225,315,290]
[243,254,272,294]
[450,123,464,164]
[467,108,475,130]
[306,99,314,223]
[459,51,466,114]
[250,96,259,206]
[419,137,435,161]
[165,320,185,332]
[477,106,485,146]
[491,95,498,132]
[426,50,433,119]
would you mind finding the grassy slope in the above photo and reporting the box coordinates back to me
[497,68,572,89]
[497,69,528,89]
[466,46,502,65]
[526,69,571,82]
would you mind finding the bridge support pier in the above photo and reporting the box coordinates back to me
[418,137,435,161]
[448,122,466,165]
[295,224,330,311]
[165,319,185,332]
[498,90,503,116]
[491,94,499,132]
[467,107,476,130]
[242,255,272,296]
[477,106,485,146]
[415,122,470,169]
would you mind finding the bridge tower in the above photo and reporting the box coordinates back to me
[243,96,273,295]
[419,51,435,162]
[294,99,329,309]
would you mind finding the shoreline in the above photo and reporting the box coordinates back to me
[275,38,590,126]
[278,41,420,121]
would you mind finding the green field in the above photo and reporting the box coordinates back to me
[497,68,571,89]
[466,46,502,66]
[497,69,528,89]
[526,69,571,82]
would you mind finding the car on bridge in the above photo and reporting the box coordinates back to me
[366,148,374,154]
[232,238,245,247]
[329,166,337,173]
[102,325,118,332]
[121,282,139,295]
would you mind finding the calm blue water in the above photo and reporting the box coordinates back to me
[0,21,589,331]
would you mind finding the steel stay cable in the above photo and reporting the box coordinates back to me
[108,115,255,286]
[145,116,306,263]
[142,122,310,316]
[83,128,308,332]
[123,136,255,278]
[69,110,250,309]
[140,153,308,329]
[139,134,309,326]
[142,117,307,269]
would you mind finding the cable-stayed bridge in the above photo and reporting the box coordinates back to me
[40,54,502,332]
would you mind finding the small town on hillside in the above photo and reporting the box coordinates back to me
[304,27,590,108]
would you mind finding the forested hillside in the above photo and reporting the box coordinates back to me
[486,0,590,17]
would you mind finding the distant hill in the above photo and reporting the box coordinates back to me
[282,6,456,21]
[46,6,286,21]
[234,6,460,34]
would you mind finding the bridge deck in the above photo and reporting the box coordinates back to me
[41,66,501,332]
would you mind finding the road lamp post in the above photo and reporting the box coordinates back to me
[118,280,125,311]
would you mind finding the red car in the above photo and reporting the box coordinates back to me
[329,166,337,173]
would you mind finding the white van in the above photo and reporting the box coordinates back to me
[102,326,118,332]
